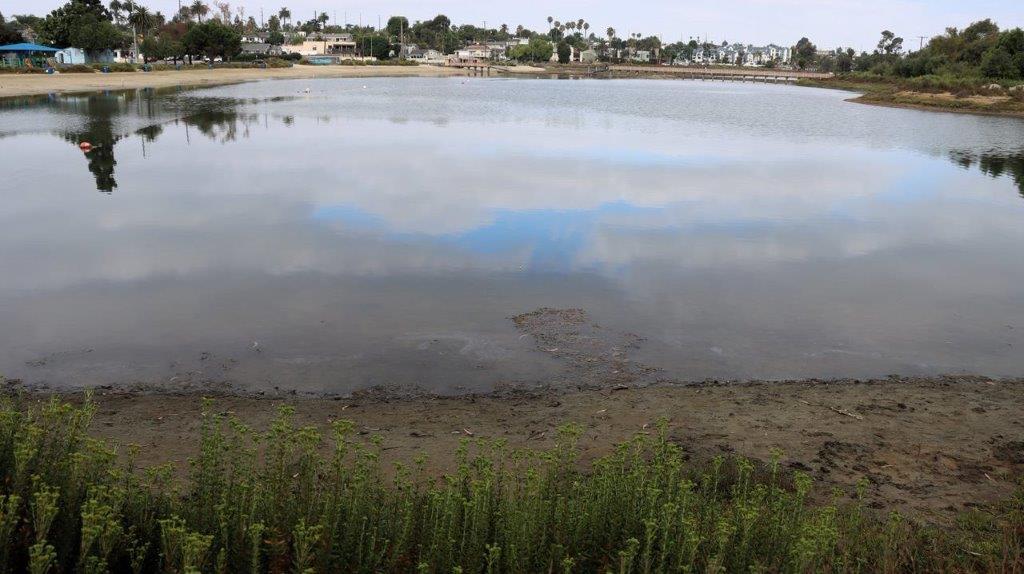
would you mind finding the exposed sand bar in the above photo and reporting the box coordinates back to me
[0,65,468,98]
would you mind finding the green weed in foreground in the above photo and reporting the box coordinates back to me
[0,396,1021,573]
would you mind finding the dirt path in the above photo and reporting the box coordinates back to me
[0,65,467,98]
[13,375,1021,526]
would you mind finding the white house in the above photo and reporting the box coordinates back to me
[294,33,357,57]
[240,43,284,57]
[55,47,134,64]
[240,33,269,44]
[55,47,87,65]
[631,50,651,63]
[408,48,445,64]
[455,43,494,60]
[678,41,792,67]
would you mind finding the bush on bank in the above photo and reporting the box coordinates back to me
[0,396,1021,573]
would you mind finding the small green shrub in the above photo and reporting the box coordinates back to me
[266,58,292,69]
[0,67,46,75]
[57,64,95,74]
[90,62,138,73]
[0,397,1019,573]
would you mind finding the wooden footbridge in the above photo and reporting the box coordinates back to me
[447,60,493,75]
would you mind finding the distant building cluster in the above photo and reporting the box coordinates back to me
[440,39,794,68]
[680,43,793,66]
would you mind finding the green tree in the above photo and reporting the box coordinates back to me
[557,40,570,63]
[509,36,553,62]
[0,12,25,44]
[386,16,409,41]
[794,37,817,69]
[981,48,1015,78]
[190,0,208,23]
[108,0,126,25]
[877,30,904,55]
[140,34,168,61]
[354,33,390,59]
[836,48,855,72]
[267,30,284,46]
[128,6,156,35]
[38,0,128,54]
[407,14,453,53]
[183,19,241,60]
[69,18,124,52]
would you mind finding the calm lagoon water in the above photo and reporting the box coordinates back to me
[1,77,1023,393]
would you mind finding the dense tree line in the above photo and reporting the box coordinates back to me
[18,0,243,63]
[13,2,1024,78]
[836,20,1024,80]
[0,12,26,44]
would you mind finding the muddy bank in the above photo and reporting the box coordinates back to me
[8,375,1023,526]
[849,92,1024,119]
[800,78,1024,119]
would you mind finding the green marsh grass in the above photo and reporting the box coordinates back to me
[0,396,1021,573]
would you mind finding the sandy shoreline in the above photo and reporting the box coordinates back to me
[0,64,467,98]
[5,64,1022,121]
[10,375,1022,526]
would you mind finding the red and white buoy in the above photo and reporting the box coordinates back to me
[79,141,93,152]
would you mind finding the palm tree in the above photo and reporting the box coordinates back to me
[190,0,208,23]
[278,7,291,29]
[547,16,553,29]
[128,5,154,33]
[126,4,153,63]
[583,22,590,36]
[606,27,615,40]
[175,5,192,22]
[109,0,125,25]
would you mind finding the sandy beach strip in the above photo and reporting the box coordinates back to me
[0,64,468,98]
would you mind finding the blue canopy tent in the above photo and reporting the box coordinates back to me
[0,43,61,69]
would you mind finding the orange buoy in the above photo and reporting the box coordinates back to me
[79,142,93,151]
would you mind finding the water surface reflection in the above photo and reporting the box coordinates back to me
[1,79,1023,393]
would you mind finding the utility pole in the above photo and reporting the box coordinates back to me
[917,36,926,50]
[127,0,140,63]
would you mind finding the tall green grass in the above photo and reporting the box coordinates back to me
[0,396,1020,573]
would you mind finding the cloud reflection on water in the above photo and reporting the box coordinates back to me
[2,79,1024,390]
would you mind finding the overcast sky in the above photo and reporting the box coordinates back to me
[5,0,1023,52]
